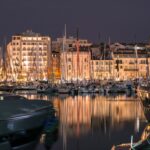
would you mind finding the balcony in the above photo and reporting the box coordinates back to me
[124,68,138,71]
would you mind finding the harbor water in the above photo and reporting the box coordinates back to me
[16,92,147,150]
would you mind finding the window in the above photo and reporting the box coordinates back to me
[68,58,71,62]
[69,44,72,47]
[141,60,146,64]
[68,65,71,70]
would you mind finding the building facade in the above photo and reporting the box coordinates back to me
[112,48,150,80]
[52,36,92,52]
[90,59,114,80]
[7,30,51,82]
[61,50,91,82]
[51,51,61,82]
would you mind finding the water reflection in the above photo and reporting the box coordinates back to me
[17,93,146,150]
[56,95,145,136]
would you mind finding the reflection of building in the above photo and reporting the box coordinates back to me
[53,95,145,136]
[7,30,51,81]
[61,50,91,81]
[19,94,146,139]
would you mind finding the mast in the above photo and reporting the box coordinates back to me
[61,24,67,82]
[76,28,80,82]
[146,48,149,80]
[134,45,139,79]
[108,36,111,79]
[3,37,8,81]
[98,32,101,80]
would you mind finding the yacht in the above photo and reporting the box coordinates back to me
[137,83,150,122]
[112,124,150,150]
[0,94,54,150]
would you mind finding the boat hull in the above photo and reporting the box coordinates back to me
[0,95,54,150]
[0,108,50,136]
[138,88,150,122]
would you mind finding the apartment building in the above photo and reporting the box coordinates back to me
[61,49,91,82]
[7,30,51,81]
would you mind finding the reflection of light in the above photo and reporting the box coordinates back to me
[18,94,146,137]
[135,117,140,133]
[0,96,4,100]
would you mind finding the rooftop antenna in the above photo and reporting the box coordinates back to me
[63,24,67,52]
[98,32,101,54]
[65,24,67,39]
[108,36,111,46]
[134,34,137,44]
[77,27,79,41]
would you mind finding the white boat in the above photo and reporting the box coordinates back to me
[78,87,89,93]
[58,87,70,94]
[37,85,57,94]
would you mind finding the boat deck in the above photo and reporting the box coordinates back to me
[111,144,131,150]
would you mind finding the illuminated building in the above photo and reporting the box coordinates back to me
[112,47,150,80]
[52,36,92,52]
[7,30,51,81]
[51,51,61,82]
[90,44,150,81]
[90,59,114,80]
[61,49,91,82]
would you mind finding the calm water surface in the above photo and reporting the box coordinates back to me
[17,92,147,150]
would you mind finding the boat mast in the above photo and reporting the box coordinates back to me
[61,24,67,83]
[146,48,149,80]
[36,34,39,81]
[108,36,111,80]
[76,28,80,82]
[134,45,139,80]
[98,32,101,81]
[3,37,7,81]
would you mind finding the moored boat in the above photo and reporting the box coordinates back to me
[112,124,150,150]
[137,85,150,122]
[0,94,54,150]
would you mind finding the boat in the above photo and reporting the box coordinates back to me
[37,85,57,94]
[112,124,150,150]
[57,86,70,94]
[0,85,15,92]
[78,86,89,93]
[14,83,37,91]
[137,84,150,122]
[106,83,128,93]
[0,94,54,150]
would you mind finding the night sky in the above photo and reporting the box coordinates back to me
[0,0,150,43]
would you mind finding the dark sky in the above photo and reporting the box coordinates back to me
[0,0,150,43]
